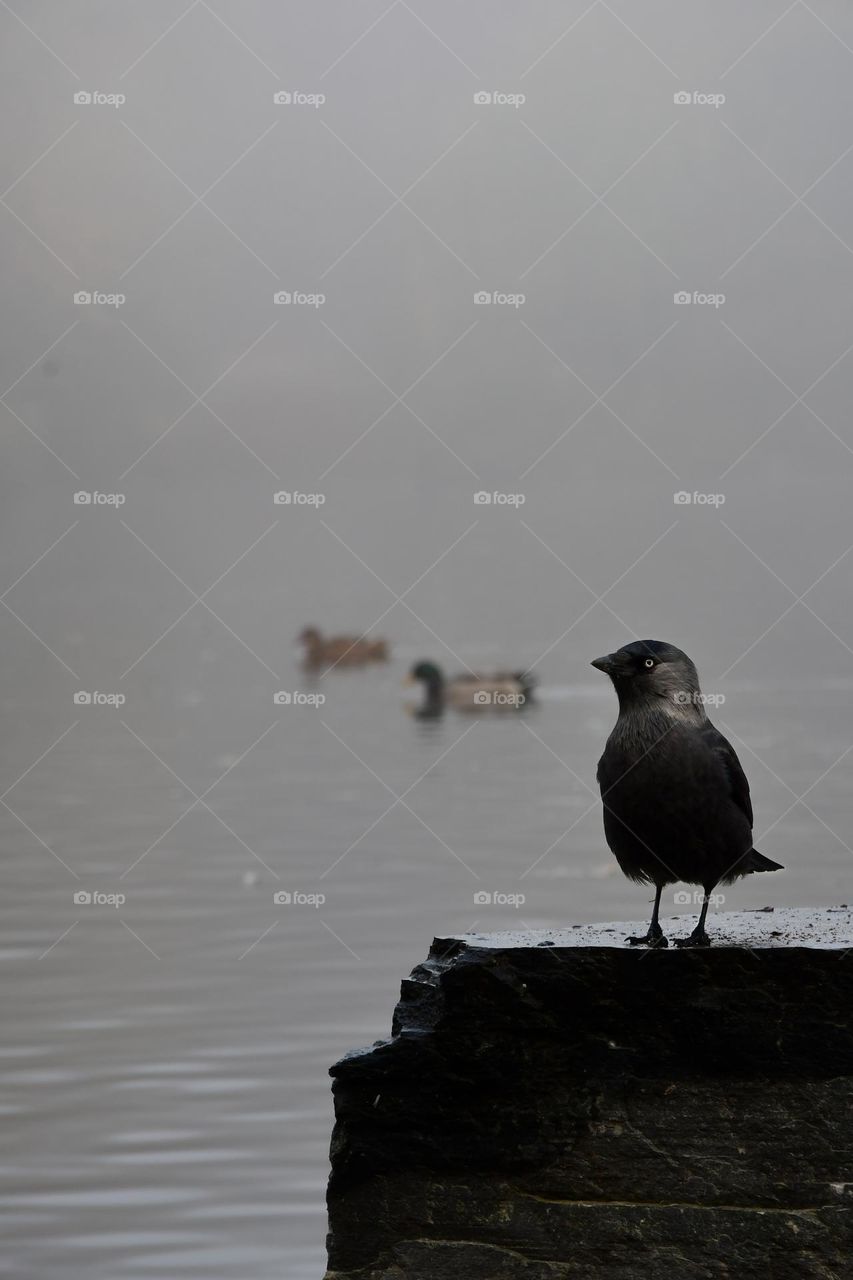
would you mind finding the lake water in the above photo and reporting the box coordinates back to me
[5,5,853,1272]
[3,649,850,1279]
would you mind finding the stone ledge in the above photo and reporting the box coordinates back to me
[446,904,853,949]
[325,908,853,1280]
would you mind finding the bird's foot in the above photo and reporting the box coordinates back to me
[626,928,668,948]
[674,929,711,948]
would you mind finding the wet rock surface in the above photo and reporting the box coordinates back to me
[325,909,853,1279]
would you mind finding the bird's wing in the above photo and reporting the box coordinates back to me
[699,721,753,827]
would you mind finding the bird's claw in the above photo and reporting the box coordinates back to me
[674,931,711,948]
[626,931,668,948]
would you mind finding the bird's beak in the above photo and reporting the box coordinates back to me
[591,653,618,675]
[402,674,416,687]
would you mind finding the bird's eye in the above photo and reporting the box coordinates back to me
[644,658,655,668]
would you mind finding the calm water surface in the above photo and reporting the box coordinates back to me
[3,653,850,1278]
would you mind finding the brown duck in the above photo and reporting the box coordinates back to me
[299,627,389,669]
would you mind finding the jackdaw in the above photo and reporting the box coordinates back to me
[591,639,783,947]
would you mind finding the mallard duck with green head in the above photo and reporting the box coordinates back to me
[405,661,536,717]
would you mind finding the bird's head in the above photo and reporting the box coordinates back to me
[591,639,703,714]
[405,661,444,690]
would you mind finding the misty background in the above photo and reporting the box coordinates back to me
[3,2,853,1277]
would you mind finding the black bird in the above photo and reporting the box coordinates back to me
[591,639,783,948]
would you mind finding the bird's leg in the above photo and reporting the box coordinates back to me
[626,883,668,948]
[675,889,712,948]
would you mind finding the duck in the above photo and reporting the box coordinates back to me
[299,627,389,669]
[405,660,536,717]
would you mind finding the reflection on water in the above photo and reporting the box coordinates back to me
[3,664,850,1277]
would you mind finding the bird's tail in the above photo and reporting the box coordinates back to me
[514,670,537,703]
[745,848,784,873]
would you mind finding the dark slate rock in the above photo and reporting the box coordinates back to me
[324,908,853,1279]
